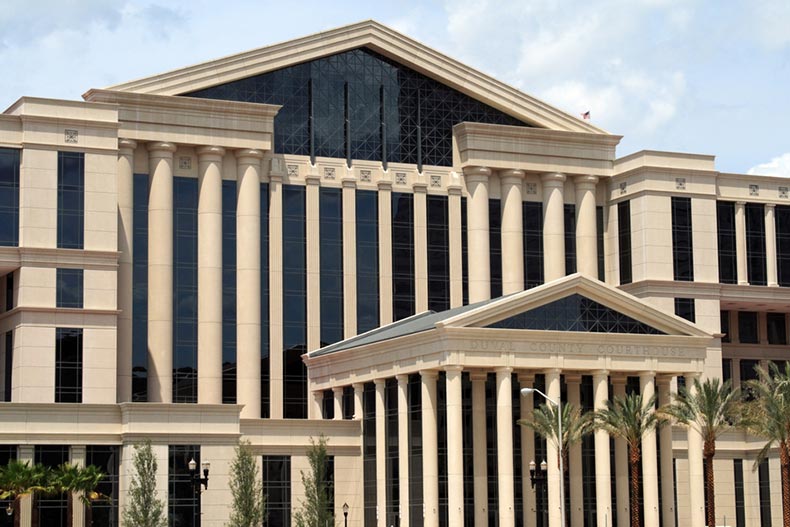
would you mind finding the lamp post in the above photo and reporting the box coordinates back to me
[521,386,565,527]
[188,458,210,493]
[343,502,349,527]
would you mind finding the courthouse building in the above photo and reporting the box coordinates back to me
[0,19,786,527]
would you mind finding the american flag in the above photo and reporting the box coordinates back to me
[581,111,591,120]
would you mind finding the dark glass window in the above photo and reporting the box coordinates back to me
[767,313,787,345]
[0,445,16,527]
[132,174,148,402]
[169,445,200,527]
[485,373,499,525]
[489,199,502,297]
[57,151,84,249]
[523,201,544,289]
[173,177,198,404]
[734,459,745,527]
[597,206,605,281]
[408,375,423,527]
[55,328,82,403]
[222,181,236,404]
[671,197,694,281]
[392,193,415,321]
[674,298,695,323]
[187,48,527,169]
[427,195,450,312]
[283,185,307,418]
[461,197,468,305]
[385,379,399,525]
[759,459,771,527]
[356,190,379,334]
[618,201,632,285]
[740,359,760,385]
[488,294,665,334]
[56,268,83,308]
[263,456,291,527]
[320,188,344,346]
[87,446,119,527]
[746,203,767,285]
[0,149,19,247]
[565,204,576,275]
[261,183,270,417]
[363,383,376,526]
[717,202,737,284]
[722,359,732,386]
[35,446,69,527]
[2,331,11,402]
[738,311,759,344]
[721,311,730,343]
[776,205,790,286]
[437,373,448,526]
[5,272,13,311]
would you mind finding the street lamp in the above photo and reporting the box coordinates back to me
[343,502,349,527]
[528,459,548,489]
[521,386,565,527]
[188,458,210,493]
[5,503,12,516]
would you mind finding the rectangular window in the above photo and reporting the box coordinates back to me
[671,197,694,281]
[263,456,291,527]
[618,201,632,285]
[87,446,119,527]
[758,459,771,527]
[55,328,82,403]
[408,375,424,527]
[35,446,69,527]
[222,181,236,404]
[427,195,450,312]
[767,313,787,345]
[320,188,344,346]
[283,185,307,418]
[2,331,11,402]
[363,383,376,526]
[564,204,576,275]
[722,359,732,386]
[674,298,696,323]
[740,359,760,385]
[261,183,270,418]
[597,206,605,281]
[173,177,198,404]
[523,201,544,289]
[168,445,200,527]
[0,444,16,523]
[489,199,502,297]
[356,190,379,334]
[734,459,745,527]
[717,201,737,284]
[0,149,19,247]
[746,203,767,285]
[776,205,790,286]
[385,379,399,525]
[56,268,83,308]
[738,311,759,344]
[5,272,13,311]
[392,193,415,320]
[57,151,84,249]
[132,174,148,402]
[461,197,468,305]
[721,311,730,343]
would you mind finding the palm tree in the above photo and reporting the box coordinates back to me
[661,377,740,527]
[518,402,593,472]
[52,463,105,527]
[594,392,661,527]
[0,460,51,527]
[742,361,790,527]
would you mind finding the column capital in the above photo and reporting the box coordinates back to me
[352,382,365,391]
[118,138,137,152]
[469,371,488,382]
[444,365,464,373]
[374,378,387,387]
[396,374,410,384]
[639,371,657,380]
[420,369,439,380]
[736,200,746,207]
[412,181,429,193]
[499,169,525,184]
[196,145,226,160]
[342,177,357,189]
[766,202,777,209]
[377,177,392,190]
[305,173,321,186]
[610,373,627,385]
[235,148,265,161]
[543,367,562,376]
[332,386,345,395]
[592,369,609,378]
[684,371,701,381]
[656,375,673,387]
[564,373,582,385]
[495,366,513,376]
[517,371,535,384]
[541,172,566,185]
[147,141,177,155]
[463,166,492,178]
[574,174,599,187]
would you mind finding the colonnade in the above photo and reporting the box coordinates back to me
[319,369,706,527]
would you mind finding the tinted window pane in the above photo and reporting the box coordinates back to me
[746,203,767,285]
[524,201,544,289]
[35,446,69,527]
[356,190,379,333]
[87,446,119,527]
[392,193,415,320]
[57,152,84,249]
[133,174,148,401]
[777,205,790,286]
[173,177,198,403]
[674,298,695,323]
[767,313,787,345]
[565,204,576,275]
[597,206,605,281]
[738,311,759,344]
[427,195,450,312]
[2,332,11,402]
[717,202,737,284]
[721,311,730,343]
[461,197,468,304]
[0,149,19,247]
[672,197,694,281]
[618,201,632,284]
[56,268,83,308]
[261,183,270,417]
[169,445,200,527]
[222,180,236,404]
[283,185,307,418]
[263,456,291,527]
[320,188,344,346]
[489,199,502,297]
[55,328,82,403]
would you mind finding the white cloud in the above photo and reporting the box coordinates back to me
[748,153,790,178]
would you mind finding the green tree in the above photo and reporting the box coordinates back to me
[518,402,593,471]
[228,440,266,527]
[595,392,662,527]
[0,460,50,527]
[52,463,105,527]
[661,377,740,527]
[122,441,167,527]
[293,435,333,527]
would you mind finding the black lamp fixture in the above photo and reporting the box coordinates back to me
[343,502,349,527]
[5,503,12,517]
[188,458,210,494]
[528,459,548,489]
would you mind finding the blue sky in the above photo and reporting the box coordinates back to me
[2,0,788,175]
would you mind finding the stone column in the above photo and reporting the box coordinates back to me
[305,174,321,359]
[766,203,778,286]
[501,169,525,294]
[575,176,599,277]
[421,370,439,527]
[268,171,284,419]
[686,373,706,527]
[353,382,364,420]
[342,177,357,337]
[497,367,515,527]
[147,142,176,403]
[397,375,410,527]
[442,366,464,526]
[448,181,463,308]
[520,372,537,527]
[566,375,583,527]
[545,369,562,527]
[471,371,489,527]
[311,390,323,420]
[735,201,748,285]
[375,379,387,527]
[378,178,393,325]
[640,372,659,527]
[197,146,225,404]
[592,370,612,527]
[542,173,566,282]
[70,445,86,527]
[657,376,676,527]
[612,376,629,527]
[731,358,741,390]
[235,149,263,418]
[465,166,492,302]
[18,445,33,527]
[333,387,344,420]
[414,181,428,313]
[117,138,136,403]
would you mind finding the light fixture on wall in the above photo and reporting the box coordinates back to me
[188,458,210,494]
[343,502,349,527]
[5,503,12,516]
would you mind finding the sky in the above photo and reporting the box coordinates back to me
[2,0,789,176]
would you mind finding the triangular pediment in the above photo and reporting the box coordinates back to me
[103,20,604,134]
